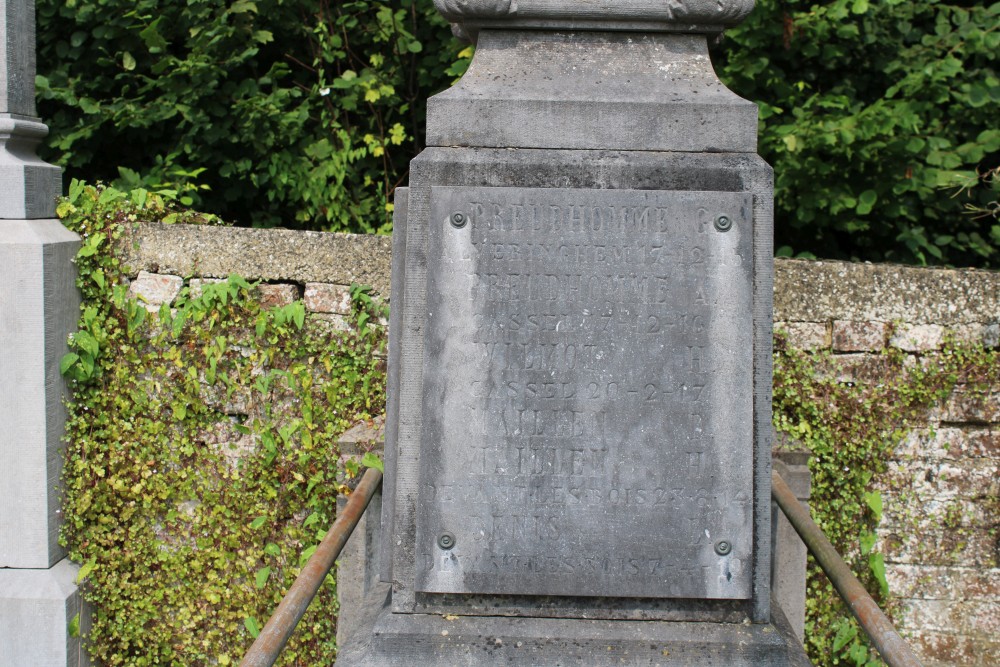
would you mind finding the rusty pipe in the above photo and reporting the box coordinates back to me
[771,470,922,667]
[240,467,383,667]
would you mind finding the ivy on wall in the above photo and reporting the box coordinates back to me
[773,332,998,666]
[58,183,387,665]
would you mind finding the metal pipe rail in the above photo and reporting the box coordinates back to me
[240,467,383,667]
[771,470,922,667]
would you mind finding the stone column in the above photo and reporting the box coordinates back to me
[0,1,88,665]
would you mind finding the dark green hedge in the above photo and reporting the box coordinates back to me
[37,0,999,265]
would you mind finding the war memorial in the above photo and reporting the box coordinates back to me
[337,0,810,663]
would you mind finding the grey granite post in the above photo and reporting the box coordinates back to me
[772,437,812,643]
[0,1,88,664]
[339,1,810,664]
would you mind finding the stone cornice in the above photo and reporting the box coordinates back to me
[434,0,756,33]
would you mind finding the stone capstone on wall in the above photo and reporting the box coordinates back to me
[119,222,392,297]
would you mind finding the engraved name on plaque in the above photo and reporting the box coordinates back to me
[416,186,754,600]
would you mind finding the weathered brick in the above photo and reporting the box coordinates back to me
[832,320,886,352]
[338,415,386,457]
[891,323,945,352]
[128,271,183,311]
[814,352,894,385]
[904,599,1000,637]
[951,322,1000,348]
[883,458,999,501]
[887,564,1000,600]
[309,313,351,333]
[776,321,829,350]
[935,388,1000,424]
[880,526,997,568]
[910,631,981,667]
[304,283,351,314]
[895,427,999,460]
[258,283,300,309]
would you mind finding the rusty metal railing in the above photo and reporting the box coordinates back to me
[771,470,922,667]
[240,464,920,667]
[240,467,382,667]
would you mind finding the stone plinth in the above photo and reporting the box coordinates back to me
[0,220,79,568]
[0,559,90,667]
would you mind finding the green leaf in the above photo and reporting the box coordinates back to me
[264,543,281,557]
[139,18,168,52]
[244,616,261,638]
[868,553,889,596]
[856,190,878,215]
[859,530,877,555]
[250,516,268,530]
[832,620,858,651]
[863,490,882,521]
[255,566,271,589]
[361,451,384,473]
[60,353,80,375]
[122,51,136,71]
[68,613,81,638]
[76,558,97,584]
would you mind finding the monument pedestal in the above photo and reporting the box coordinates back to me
[0,559,90,666]
[1,3,86,664]
[341,583,807,666]
[344,3,800,662]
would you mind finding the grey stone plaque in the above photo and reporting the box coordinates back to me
[416,186,754,600]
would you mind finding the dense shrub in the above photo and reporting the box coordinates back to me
[719,0,1000,266]
[58,183,387,664]
[36,1,999,257]
[36,0,468,232]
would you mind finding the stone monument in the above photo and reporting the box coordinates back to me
[339,1,807,663]
[0,1,87,665]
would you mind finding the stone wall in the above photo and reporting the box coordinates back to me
[122,223,998,666]
[774,260,999,667]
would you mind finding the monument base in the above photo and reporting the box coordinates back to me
[338,582,810,666]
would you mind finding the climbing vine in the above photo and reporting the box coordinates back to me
[58,182,387,665]
[773,331,998,666]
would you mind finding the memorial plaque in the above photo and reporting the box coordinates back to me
[415,187,754,600]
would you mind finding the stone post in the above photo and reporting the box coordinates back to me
[772,436,812,643]
[0,1,88,664]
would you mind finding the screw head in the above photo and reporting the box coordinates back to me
[715,540,732,556]
[438,532,456,550]
[450,212,467,228]
[715,215,732,232]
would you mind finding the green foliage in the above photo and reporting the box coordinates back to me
[58,182,386,664]
[772,331,999,665]
[36,0,467,232]
[38,0,998,264]
[717,0,1000,266]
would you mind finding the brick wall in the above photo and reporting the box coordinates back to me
[122,224,998,665]
[774,260,999,666]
